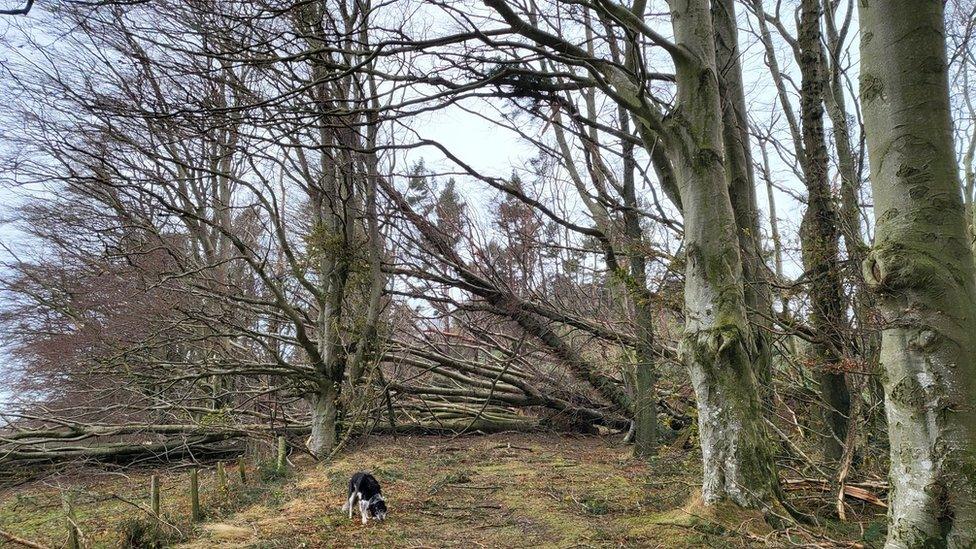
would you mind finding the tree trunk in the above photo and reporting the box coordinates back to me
[758,139,793,329]
[307,382,339,459]
[295,2,358,461]
[798,0,849,463]
[632,361,657,457]
[621,99,657,457]
[666,0,781,510]
[822,0,880,466]
[711,0,774,397]
[860,2,976,546]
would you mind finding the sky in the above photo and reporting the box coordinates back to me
[0,0,879,404]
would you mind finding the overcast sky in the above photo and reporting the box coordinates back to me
[0,1,893,407]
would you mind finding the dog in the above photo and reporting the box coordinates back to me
[341,471,388,524]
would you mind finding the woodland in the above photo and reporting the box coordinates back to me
[0,1,975,548]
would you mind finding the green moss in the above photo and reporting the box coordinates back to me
[198,409,233,427]
[117,514,186,548]
[861,73,884,102]
[866,240,970,293]
[579,494,611,515]
[626,497,773,547]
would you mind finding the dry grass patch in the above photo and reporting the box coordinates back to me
[2,434,884,548]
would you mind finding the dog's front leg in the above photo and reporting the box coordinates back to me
[359,499,369,525]
[345,492,358,519]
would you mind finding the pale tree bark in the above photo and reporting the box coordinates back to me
[666,0,781,510]
[860,2,976,546]
[307,381,340,457]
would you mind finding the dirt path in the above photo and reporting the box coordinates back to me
[175,434,768,548]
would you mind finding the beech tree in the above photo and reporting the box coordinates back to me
[3,2,976,542]
[860,1,976,545]
[471,0,784,512]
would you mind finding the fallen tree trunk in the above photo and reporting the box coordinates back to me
[0,529,50,549]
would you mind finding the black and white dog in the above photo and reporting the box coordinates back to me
[342,472,388,524]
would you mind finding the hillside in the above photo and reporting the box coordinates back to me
[0,434,882,548]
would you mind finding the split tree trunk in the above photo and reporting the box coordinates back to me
[860,2,976,545]
[666,0,781,509]
[711,0,774,397]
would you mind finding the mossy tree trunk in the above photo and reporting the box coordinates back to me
[859,2,976,546]
[711,0,774,397]
[798,0,849,463]
[666,0,781,509]
[483,0,783,511]
[308,380,340,457]
[623,111,658,458]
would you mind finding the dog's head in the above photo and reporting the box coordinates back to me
[367,496,388,521]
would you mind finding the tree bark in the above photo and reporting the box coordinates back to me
[623,114,658,458]
[822,0,881,465]
[860,2,976,545]
[307,381,339,458]
[615,1,657,457]
[711,0,774,397]
[666,0,781,510]
[798,0,850,463]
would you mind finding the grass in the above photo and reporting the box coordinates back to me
[0,434,885,548]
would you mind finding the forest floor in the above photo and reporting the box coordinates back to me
[0,433,885,548]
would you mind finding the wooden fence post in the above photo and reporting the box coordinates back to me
[190,469,202,522]
[150,475,160,517]
[216,461,227,493]
[61,492,80,549]
[276,436,287,472]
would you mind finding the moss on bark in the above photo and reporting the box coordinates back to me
[860,1,976,546]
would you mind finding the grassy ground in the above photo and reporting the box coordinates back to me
[0,433,883,548]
